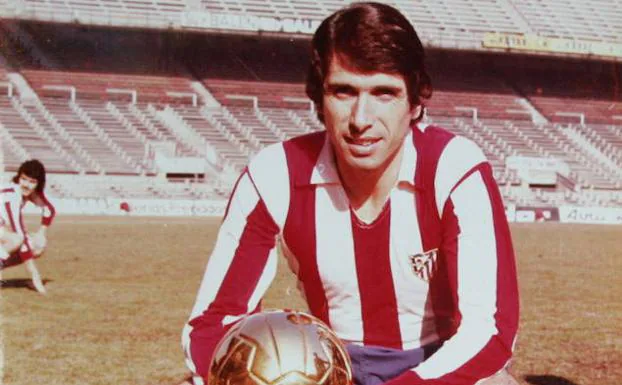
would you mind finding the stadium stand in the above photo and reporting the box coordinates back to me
[172,104,252,170]
[509,0,622,43]
[5,0,186,28]
[194,0,622,46]
[4,0,620,49]
[0,95,79,173]
[0,2,620,207]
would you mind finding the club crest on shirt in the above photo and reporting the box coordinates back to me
[409,249,438,282]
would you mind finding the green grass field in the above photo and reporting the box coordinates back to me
[1,216,621,385]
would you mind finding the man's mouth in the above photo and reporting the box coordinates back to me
[344,137,381,147]
[343,136,382,156]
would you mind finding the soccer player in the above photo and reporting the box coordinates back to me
[181,3,520,385]
[1,159,56,294]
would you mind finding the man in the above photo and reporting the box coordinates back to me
[181,3,519,385]
[1,159,56,294]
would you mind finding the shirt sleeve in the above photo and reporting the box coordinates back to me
[2,190,34,261]
[38,192,56,227]
[181,167,281,381]
[386,162,519,384]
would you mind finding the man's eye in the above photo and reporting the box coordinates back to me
[373,89,398,100]
[332,87,355,98]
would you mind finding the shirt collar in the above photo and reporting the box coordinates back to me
[309,134,340,185]
[397,129,417,186]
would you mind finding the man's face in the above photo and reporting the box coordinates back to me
[322,56,419,172]
[18,174,38,197]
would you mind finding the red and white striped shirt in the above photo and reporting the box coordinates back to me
[1,183,56,262]
[183,124,519,384]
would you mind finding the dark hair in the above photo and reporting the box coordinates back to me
[13,159,46,194]
[306,2,432,122]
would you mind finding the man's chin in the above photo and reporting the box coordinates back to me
[345,155,382,171]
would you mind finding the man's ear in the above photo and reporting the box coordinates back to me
[411,104,423,120]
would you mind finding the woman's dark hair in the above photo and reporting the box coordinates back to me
[306,2,433,122]
[13,159,46,194]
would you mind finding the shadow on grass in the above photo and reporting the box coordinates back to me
[0,278,51,291]
[524,375,579,385]
[171,374,193,385]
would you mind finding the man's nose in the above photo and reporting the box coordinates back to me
[350,94,373,131]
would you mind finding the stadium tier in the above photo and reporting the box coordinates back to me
[3,0,186,28]
[3,0,621,49]
[0,10,620,207]
[509,0,622,44]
